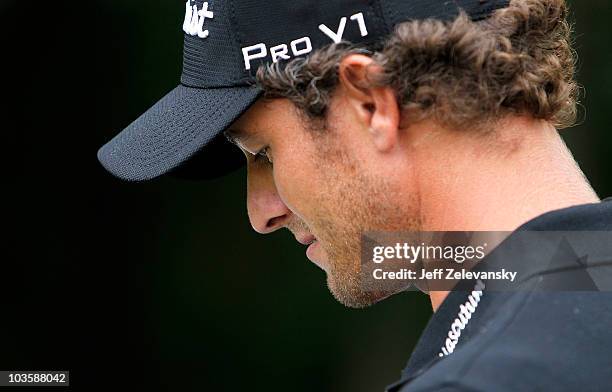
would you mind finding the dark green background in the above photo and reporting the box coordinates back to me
[1,1,610,391]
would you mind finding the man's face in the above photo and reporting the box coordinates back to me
[228,95,421,308]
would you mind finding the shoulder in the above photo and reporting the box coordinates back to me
[394,291,612,392]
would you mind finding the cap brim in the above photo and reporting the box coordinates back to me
[97,84,261,181]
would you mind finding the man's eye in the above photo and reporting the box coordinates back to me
[254,147,272,165]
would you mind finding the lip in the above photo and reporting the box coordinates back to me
[295,234,317,245]
[294,233,323,268]
[306,240,320,262]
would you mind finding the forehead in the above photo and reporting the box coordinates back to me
[227,98,302,138]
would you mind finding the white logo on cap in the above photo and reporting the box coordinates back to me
[183,1,214,39]
[241,12,369,70]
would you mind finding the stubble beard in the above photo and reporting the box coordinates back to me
[310,139,422,308]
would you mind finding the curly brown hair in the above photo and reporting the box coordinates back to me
[256,0,578,131]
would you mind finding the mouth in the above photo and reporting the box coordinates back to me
[295,234,321,264]
[305,239,320,263]
[295,234,317,245]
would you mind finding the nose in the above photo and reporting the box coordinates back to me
[246,164,291,234]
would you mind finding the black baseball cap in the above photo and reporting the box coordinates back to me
[97,0,509,181]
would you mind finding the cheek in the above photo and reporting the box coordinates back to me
[273,146,323,220]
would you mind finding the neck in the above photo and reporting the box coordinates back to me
[410,116,600,311]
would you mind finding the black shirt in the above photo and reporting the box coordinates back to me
[387,199,612,392]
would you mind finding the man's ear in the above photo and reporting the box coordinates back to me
[338,54,400,152]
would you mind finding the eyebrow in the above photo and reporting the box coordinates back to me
[223,128,264,155]
[224,128,253,146]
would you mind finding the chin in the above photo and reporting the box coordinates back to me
[326,273,396,309]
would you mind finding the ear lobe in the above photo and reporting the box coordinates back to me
[338,54,401,153]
